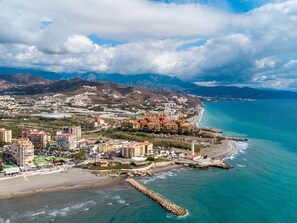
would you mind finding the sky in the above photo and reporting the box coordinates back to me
[1,0,297,90]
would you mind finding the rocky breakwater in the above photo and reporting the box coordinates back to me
[126,178,188,217]
[195,160,231,169]
[127,170,154,177]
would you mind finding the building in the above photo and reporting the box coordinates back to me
[143,141,154,155]
[163,122,179,131]
[121,141,153,158]
[62,126,81,140]
[56,133,77,150]
[11,138,35,167]
[123,120,140,130]
[0,128,12,143]
[186,154,202,160]
[22,129,51,149]
[147,122,161,131]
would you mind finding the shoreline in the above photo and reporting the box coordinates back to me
[0,164,184,200]
[188,107,205,127]
[0,169,125,200]
[0,106,244,201]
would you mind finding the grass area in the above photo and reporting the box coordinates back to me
[154,157,169,163]
[34,155,70,165]
[3,160,18,169]
[34,155,55,165]
[83,163,132,170]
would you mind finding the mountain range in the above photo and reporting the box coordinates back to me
[0,67,297,99]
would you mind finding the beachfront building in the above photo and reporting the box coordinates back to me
[56,133,77,150]
[0,128,12,143]
[10,138,35,167]
[22,129,51,149]
[62,126,81,140]
[121,141,153,158]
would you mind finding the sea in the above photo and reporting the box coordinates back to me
[1,99,297,223]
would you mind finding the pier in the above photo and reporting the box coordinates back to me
[126,178,187,216]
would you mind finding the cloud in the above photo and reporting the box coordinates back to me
[0,0,297,90]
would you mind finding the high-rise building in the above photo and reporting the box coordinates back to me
[0,128,12,143]
[121,141,151,158]
[62,126,81,140]
[56,133,77,150]
[22,129,51,149]
[11,138,35,167]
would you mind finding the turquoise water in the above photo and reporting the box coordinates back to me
[1,99,297,223]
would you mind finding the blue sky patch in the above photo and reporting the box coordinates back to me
[88,35,127,46]
[151,0,273,13]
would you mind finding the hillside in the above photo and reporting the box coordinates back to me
[0,76,201,109]
[1,68,297,99]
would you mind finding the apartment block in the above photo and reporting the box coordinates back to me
[0,128,12,143]
[22,129,51,149]
[11,138,35,167]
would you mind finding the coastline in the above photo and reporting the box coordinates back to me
[0,106,243,201]
[0,164,185,200]
[200,140,238,160]
[0,169,125,200]
[188,107,205,127]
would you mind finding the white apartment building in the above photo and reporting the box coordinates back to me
[0,128,12,143]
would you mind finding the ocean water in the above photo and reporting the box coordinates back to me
[2,99,297,223]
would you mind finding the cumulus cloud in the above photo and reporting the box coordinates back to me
[0,0,297,90]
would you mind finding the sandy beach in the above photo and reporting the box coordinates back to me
[187,107,205,127]
[200,140,237,160]
[0,169,124,200]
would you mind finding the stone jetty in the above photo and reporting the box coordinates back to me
[175,160,231,169]
[195,160,231,169]
[126,178,187,216]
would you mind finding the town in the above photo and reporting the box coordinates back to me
[0,89,240,179]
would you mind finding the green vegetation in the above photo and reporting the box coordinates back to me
[0,116,93,137]
[146,157,168,162]
[155,157,169,162]
[100,130,153,142]
[101,130,201,152]
[74,150,87,161]
[88,163,132,170]
[34,155,55,165]
[0,160,3,171]
[2,160,18,169]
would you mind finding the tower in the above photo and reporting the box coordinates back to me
[191,140,196,155]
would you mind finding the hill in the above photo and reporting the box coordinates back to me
[1,67,297,99]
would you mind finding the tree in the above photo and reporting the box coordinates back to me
[147,157,155,162]
[0,160,3,172]
[74,150,87,161]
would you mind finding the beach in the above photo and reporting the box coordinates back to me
[0,169,124,200]
[187,107,205,127]
[200,140,238,160]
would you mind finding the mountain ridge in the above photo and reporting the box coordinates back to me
[1,67,297,99]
